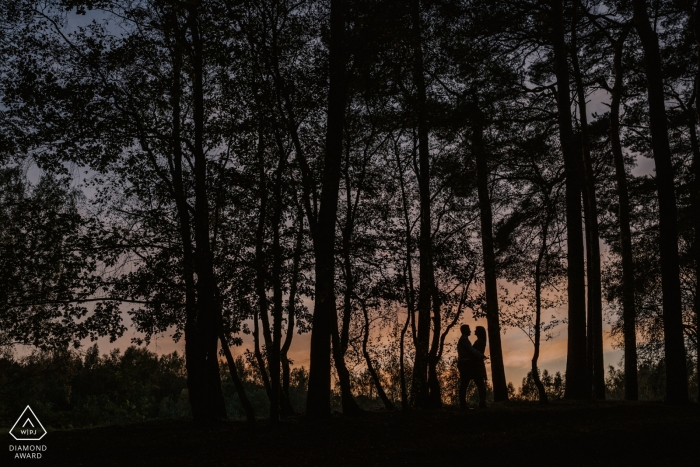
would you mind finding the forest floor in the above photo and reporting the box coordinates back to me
[4,401,698,466]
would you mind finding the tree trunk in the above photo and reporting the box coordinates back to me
[253,302,272,398]
[166,38,209,422]
[472,104,509,402]
[632,0,689,405]
[409,0,436,409]
[608,26,638,400]
[533,198,551,405]
[688,94,700,404]
[396,145,415,410]
[331,146,363,415]
[361,301,395,410]
[280,205,304,416]
[268,137,288,425]
[399,299,412,409]
[331,308,362,414]
[691,0,700,406]
[187,5,227,422]
[550,0,588,400]
[305,0,350,420]
[571,7,605,399]
[427,298,442,408]
[253,126,273,400]
[220,333,256,427]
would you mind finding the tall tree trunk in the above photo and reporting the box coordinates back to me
[331,146,363,415]
[396,144,416,410]
[550,0,588,400]
[280,205,304,416]
[268,140,289,425]
[305,0,351,420]
[253,126,273,400]
[688,91,700,404]
[166,37,208,422]
[691,0,700,405]
[409,0,436,409]
[571,7,605,400]
[187,5,227,421]
[533,190,552,405]
[632,0,689,404]
[472,104,509,402]
[608,26,639,401]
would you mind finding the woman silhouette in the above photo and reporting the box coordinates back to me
[471,326,488,409]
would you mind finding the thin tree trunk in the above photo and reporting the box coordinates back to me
[550,0,588,400]
[331,144,363,415]
[409,0,436,409]
[608,26,639,401]
[165,36,207,421]
[427,293,442,408]
[472,103,509,402]
[396,141,416,410]
[533,187,553,405]
[220,333,256,427]
[253,303,272,398]
[632,0,689,404]
[360,301,395,410]
[268,139,289,425]
[533,256,549,405]
[187,5,226,421]
[571,6,605,399]
[280,205,304,416]
[305,0,351,420]
[341,143,355,357]
[331,309,362,414]
[399,298,412,409]
[253,125,273,399]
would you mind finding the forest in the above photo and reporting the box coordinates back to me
[1,0,699,442]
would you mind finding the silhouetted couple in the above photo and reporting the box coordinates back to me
[457,324,487,409]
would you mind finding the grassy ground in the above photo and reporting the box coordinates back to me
[3,401,698,466]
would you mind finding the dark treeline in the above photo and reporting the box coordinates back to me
[0,345,310,427]
[0,345,686,429]
[0,0,698,425]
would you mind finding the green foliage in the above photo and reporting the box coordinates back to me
[516,369,565,402]
[0,345,189,428]
[605,359,699,402]
[0,169,124,350]
[219,358,310,419]
[0,346,317,428]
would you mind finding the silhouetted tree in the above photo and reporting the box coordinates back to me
[632,0,689,404]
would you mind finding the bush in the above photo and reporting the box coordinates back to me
[516,369,565,401]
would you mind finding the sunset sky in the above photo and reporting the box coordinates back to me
[76,281,625,390]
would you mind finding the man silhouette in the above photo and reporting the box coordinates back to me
[457,324,487,409]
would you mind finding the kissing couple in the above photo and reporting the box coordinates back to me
[457,324,488,409]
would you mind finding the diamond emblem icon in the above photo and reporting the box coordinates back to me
[9,406,47,441]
